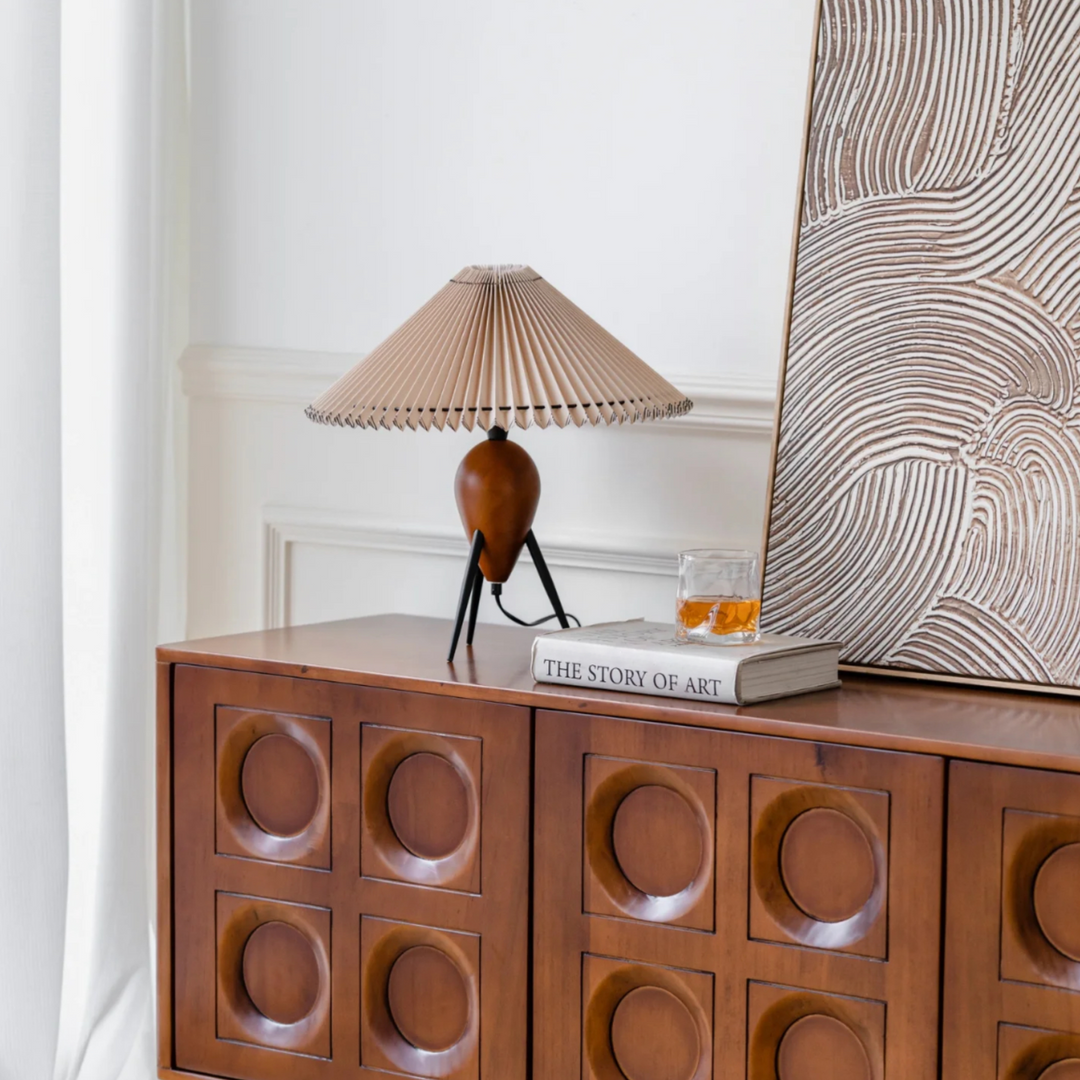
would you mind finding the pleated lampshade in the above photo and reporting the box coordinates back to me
[305,264,693,431]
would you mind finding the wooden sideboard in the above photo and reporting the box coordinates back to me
[157,614,1080,1080]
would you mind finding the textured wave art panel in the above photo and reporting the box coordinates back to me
[763,0,1080,692]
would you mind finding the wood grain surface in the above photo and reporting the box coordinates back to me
[611,785,703,900]
[241,921,321,1025]
[386,945,471,1053]
[609,986,701,1080]
[157,614,1080,772]
[386,752,470,860]
[780,808,876,923]
[240,734,320,837]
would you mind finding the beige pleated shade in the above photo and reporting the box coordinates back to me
[305,264,693,432]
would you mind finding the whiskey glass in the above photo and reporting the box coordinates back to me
[675,549,761,645]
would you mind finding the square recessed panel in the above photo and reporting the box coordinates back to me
[749,776,889,959]
[215,706,331,869]
[216,891,331,1059]
[360,724,482,894]
[1000,809,1080,991]
[360,916,480,1080]
[747,981,884,1079]
[998,1023,1080,1079]
[583,755,716,932]
[582,954,713,1080]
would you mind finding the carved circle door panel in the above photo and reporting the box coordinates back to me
[362,725,482,893]
[173,669,531,1080]
[582,956,712,1080]
[750,777,889,957]
[215,893,332,1059]
[387,945,471,1053]
[779,808,877,924]
[1002,811,1080,990]
[747,982,883,1080]
[215,707,332,868]
[583,758,716,930]
[534,710,943,1080]
[775,1014,872,1080]
[609,986,701,1080]
[241,734,321,838]
[360,917,480,1079]
[998,1023,1080,1080]
[387,752,471,860]
[1033,844,1080,963]
[611,785,704,900]
[241,920,321,1025]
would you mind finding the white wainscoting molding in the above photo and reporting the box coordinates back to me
[263,505,683,630]
[182,344,777,435]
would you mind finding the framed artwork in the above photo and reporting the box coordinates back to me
[762,0,1080,694]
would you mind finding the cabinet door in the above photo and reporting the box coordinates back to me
[169,665,529,1080]
[944,761,1080,1078]
[533,710,944,1080]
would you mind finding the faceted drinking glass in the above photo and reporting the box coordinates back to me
[675,549,761,645]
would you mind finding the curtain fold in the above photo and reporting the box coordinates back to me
[0,2,70,1077]
[56,2,186,1079]
[1,1,184,1078]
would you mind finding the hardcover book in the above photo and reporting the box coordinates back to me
[531,621,840,705]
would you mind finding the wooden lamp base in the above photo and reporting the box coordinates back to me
[447,428,569,662]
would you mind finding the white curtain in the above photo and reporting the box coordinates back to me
[0,1,186,1078]
[0,4,68,1078]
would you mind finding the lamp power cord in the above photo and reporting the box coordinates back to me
[491,582,581,629]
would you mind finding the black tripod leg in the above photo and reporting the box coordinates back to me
[465,569,483,646]
[525,530,570,629]
[448,530,484,662]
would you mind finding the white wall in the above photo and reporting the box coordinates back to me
[183,0,818,640]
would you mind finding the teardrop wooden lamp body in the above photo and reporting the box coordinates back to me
[306,265,692,661]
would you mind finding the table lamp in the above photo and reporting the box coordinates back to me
[306,264,692,661]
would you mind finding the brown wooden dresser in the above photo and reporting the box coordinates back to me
[157,614,1080,1080]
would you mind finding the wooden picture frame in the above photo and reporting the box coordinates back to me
[762,0,1080,696]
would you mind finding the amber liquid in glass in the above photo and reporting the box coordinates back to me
[676,595,761,637]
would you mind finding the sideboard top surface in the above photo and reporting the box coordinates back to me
[159,614,1080,773]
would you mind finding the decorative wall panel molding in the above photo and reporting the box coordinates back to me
[181,345,776,435]
[763,0,1080,693]
[262,506,681,630]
